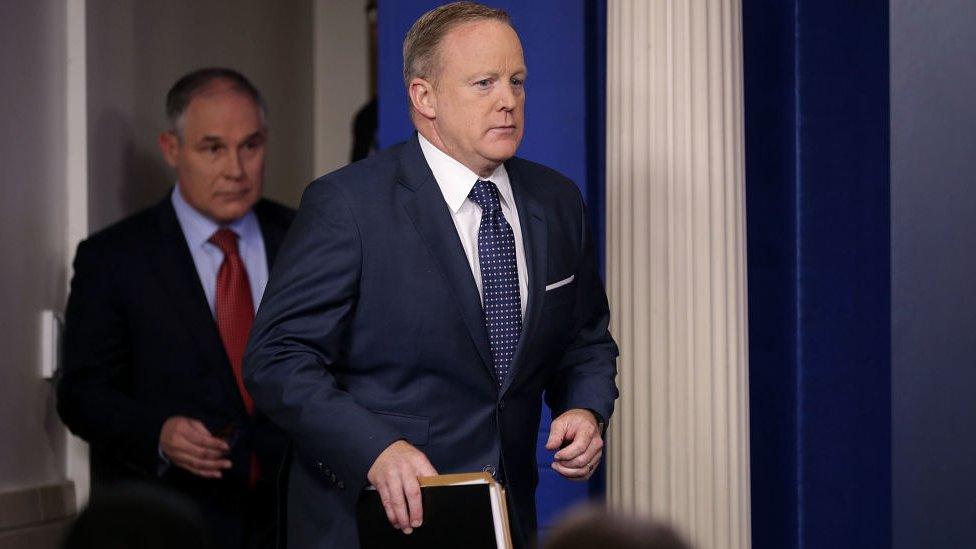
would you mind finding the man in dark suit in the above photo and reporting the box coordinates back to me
[244,3,619,548]
[58,68,293,549]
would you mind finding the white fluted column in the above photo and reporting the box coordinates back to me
[605,1,751,548]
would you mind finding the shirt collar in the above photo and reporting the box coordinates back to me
[171,184,259,248]
[417,133,512,214]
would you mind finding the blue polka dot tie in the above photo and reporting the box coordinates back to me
[469,180,523,387]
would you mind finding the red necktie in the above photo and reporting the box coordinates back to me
[209,228,261,487]
[209,228,255,414]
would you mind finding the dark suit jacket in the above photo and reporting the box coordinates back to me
[244,137,619,548]
[58,195,294,546]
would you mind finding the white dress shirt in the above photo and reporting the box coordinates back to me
[418,133,528,315]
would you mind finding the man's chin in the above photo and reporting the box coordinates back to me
[210,201,256,224]
[484,142,520,163]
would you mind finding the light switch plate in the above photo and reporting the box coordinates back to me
[40,310,63,379]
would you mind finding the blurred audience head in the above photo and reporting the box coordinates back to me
[543,505,692,549]
[62,482,214,549]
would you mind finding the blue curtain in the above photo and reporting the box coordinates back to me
[742,1,891,547]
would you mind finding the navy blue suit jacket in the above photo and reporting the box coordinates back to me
[244,137,618,548]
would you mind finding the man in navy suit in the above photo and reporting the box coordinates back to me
[58,68,293,549]
[244,3,619,547]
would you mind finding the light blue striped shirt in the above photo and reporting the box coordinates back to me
[170,185,268,316]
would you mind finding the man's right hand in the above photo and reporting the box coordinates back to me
[159,416,232,479]
[366,440,438,534]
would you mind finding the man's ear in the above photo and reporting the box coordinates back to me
[158,131,180,168]
[408,77,436,120]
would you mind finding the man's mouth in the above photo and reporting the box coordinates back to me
[216,188,251,200]
[488,125,517,134]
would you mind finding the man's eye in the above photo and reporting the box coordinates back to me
[475,79,492,89]
[206,145,222,154]
[511,77,524,87]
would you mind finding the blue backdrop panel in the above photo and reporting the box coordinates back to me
[377,0,606,533]
[743,1,891,548]
[741,2,799,546]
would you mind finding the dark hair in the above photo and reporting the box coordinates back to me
[165,67,267,135]
[402,1,510,87]
[62,482,214,549]
[544,506,693,549]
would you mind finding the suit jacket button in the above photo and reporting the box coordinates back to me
[316,462,324,471]
[498,400,506,410]
[483,465,497,478]
[337,481,345,490]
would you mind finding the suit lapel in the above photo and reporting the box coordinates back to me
[150,197,244,411]
[398,139,496,381]
[501,162,547,397]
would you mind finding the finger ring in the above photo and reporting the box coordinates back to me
[587,463,594,471]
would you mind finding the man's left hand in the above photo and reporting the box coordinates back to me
[545,409,603,481]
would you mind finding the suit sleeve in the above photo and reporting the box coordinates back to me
[57,238,171,475]
[244,179,402,493]
[544,191,620,424]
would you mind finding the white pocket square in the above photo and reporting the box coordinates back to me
[545,275,575,291]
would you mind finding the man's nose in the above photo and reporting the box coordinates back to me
[224,148,245,179]
[496,83,517,111]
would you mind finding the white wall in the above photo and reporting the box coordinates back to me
[0,0,69,494]
[0,1,76,546]
[314,0,371,176]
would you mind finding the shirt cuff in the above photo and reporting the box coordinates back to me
[157,443,171,476]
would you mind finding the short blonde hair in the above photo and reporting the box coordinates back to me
[402,1,510,87]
